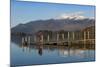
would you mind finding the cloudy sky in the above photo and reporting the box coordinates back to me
[11,0,95,27]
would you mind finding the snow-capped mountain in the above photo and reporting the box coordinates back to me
[11,15,95,34]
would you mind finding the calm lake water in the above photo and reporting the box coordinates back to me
[10,36,95,66]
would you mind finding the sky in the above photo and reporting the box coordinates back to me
[11,0,95,27]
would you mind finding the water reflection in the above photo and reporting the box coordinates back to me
[37,44,43,56]
[11,35,95,66]
[16,36,95,58]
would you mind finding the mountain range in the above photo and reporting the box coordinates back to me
[11,16,95,34]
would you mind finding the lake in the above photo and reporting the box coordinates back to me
[10,36,95,66]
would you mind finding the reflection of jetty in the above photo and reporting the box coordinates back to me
[21,30,95,47]
[20,44,94,57]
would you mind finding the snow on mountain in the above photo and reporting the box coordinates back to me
[55,12,94,20]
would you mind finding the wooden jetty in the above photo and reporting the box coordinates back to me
[21,31,95,46]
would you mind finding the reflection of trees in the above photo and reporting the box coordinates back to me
[37,44,43,56]
[12,36,95,57]
[58,46,95,58]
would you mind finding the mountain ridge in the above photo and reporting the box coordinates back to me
[11,18,95,34]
